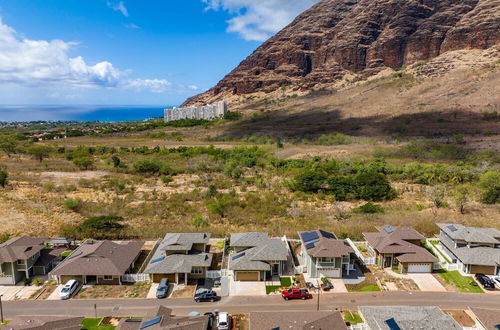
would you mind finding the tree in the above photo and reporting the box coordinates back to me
[479,171,500,204]
[0,169,7,188]
[111,155,121,168]
[133,159,163,175]
[26,145,53,162]
[73,156,94,170]
[427,185,447,208]
[192,215,208,228]
[0,137,17,157]
[452,185,470,214]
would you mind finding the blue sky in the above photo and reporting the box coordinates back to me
[0,0,318,109]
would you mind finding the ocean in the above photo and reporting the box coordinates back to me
[0,105,172,122]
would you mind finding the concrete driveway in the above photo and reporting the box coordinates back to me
[408,274,446,292]
[229,278,266,296]
[46,285,63,300]
[330,279,348,293]
[0,285,39,301]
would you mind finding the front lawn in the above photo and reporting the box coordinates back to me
[81,318,115,330]
[266,277,293,294]
[266,285,282,294]
[343,311,363,325]
[437,270,483,293]
[280,276,292,287]
[351,285,381,292]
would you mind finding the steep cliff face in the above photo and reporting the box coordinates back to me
[185,0,499,106]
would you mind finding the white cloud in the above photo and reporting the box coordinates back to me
[0,18,180,94]
[203,0,320,41]
[124,23,140,29]
[107,1,129,17]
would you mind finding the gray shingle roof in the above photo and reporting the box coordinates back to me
[50,240,144,276]
[437,223,500,244]
[299,230,353,258]
[3,315,84,330]
[160,233,210,252]
[117,306,209,330]
[145,252,212,274]
[440,237,500,266]
[229,234,288,271]
[359,306,462,330]
[470,308,500,330]
[250,311,348,330]
[0,237,46,263]
[230,232,269,247]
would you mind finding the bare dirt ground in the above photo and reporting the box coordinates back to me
[75,282,151,299]
[443,309,475,327]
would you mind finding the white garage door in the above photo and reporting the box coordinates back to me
[408,263,431,273]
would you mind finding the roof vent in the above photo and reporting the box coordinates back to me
[383,226,394,234]
[447,225,458,232]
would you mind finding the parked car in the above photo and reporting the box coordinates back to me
[59,279,79,300]
[204,312,214,330]
[475,273,495,290]
[491,276,500,289]
[321,278,334,291]
[156,278,169,299]
[281,288,312,300]
[194,290,218,302]
[217,312,231,330]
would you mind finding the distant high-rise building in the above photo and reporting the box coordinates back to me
[164,100,227,122]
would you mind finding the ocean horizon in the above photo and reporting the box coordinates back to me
[0,105,174,123]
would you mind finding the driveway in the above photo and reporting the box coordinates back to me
[46,285,63,300]
[408,274,446,292]
[229,277,266,296]
[147,283,159,299]
[330,278,348,293]
[0,285,39,301]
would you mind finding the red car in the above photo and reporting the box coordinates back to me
[281,288,312,300]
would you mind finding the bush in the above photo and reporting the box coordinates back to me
[0,169,7,188]
[63,198,81,211]
[479,171,500,204]
[25,145,53,162]
[316,133,354,145]
[111,155,121,168]
[162,176,173,185]
[224,112,243,121]
[133,159,164,175]
[73,156,94,170]
[32,278,43,286]
[66,215,125,239]
[191,215,209,228]
[353,202,384,214]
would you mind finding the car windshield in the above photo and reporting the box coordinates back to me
[61,287,70,293]
[219,322,227,326]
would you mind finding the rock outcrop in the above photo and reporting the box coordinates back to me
[185,0,500,106]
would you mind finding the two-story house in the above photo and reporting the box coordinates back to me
[228,232,289,281]
[363,226,437,273]
[437,223,500,275]
[299,230,354,279]
[144,233,213,284]
[0,236,46,285]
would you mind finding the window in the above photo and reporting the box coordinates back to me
[103,275,113,280]
[191,267,203,275]
[17,259,25,265]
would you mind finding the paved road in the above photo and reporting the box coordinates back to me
[3,292,500,317]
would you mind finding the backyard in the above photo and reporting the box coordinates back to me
[342,311,363,325]
[81,318,116,330]
[435,270,483,293]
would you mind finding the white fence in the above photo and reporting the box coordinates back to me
[122,273,150,283]
[346,239,375,265]
[348,323,368,330]
[207,269,229,279]
[425,239,459,271]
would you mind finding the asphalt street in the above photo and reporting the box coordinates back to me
[3,292,500,317]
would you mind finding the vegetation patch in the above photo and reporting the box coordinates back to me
[436,270,483,293]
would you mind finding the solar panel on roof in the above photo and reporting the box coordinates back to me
[300,231,319,243]
[306,242,315,249]
[319,230,336,239]
[383,226,394,233]
[385,318,401,330]
[448,225,458,232]
[495,325,500,330]
[232,252,245,260]
[150,256,166,264]
[140,317,162,329]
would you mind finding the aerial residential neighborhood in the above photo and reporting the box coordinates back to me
[0,224,499,329]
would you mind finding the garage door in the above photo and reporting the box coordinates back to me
[152,274,176,283]
[60,275,83,284]
[471,265,495,275]
[408,263,431,273]
[236,271,259,281]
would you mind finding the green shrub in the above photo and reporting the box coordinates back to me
[133,159,163,175]
[111,155,121,168]
[162,176,173,185]
[224,112,243,120]
[0,169,7,188]
[63,198,81,211]
[353,202,384,214]
[32,278,43,286]
[62,216,125,239]
[191,215,208,228]
[25,145,53,162]
[316,133,354,145]
[73,156,94,170]
[479,171,500,204]
[43,183,55,192]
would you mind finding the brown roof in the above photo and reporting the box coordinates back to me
[0,237,46,263]
[1,315,83,330]
[50,240,144,276]
[363,226,437,263]
[470,308,500,330]
[34,248,66,267]
[117,306,209,330]
[300,230,353,258]
[249,311,348,330]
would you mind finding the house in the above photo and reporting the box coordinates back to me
[229,232,289,281]
[363,226,437,273]
[48,237,74,248]
[50,240,144,285]
[299,230,354,279]
[33,247,66,276]
[117,306,209,330]
[437,223,500,275]
[1,315,84,330]
[249,311,348,330]
[144,233,213,284]
[470,308,500,330]
[0,236,46,285]
[359,306,462,330]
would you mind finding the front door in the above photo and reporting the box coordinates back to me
[384,257,392,268]
[272,263,280,275]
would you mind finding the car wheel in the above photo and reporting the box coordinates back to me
[284,297,289,301]
[211,299,215,302]
[301,296,306,300]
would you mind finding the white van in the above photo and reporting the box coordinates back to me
[217,312,230,330]
[59,279,79,300]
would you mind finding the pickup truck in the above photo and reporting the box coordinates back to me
[281,288,312,300]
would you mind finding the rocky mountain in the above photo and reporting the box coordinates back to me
[185,0,500,106]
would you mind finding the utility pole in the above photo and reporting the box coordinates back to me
[0,294,4,324]
[316,280,321,311]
